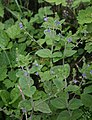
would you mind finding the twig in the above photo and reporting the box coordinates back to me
[18,85,28,120]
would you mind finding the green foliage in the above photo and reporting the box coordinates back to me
[34,100,51,113]
[0,0,92,120]
[36,49,52,58]
[44,0,67,6]
[0,2,4,17]
[77,6,92,25]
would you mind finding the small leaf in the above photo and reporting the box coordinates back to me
[0,3,4,17]
[39,71,54,81]
[45,0,67,6]
[0,65,7,81]
[31,115,41,120]
[71,109,83,120]
[52,52,62,58]
[18,99,32,111]
[85,42,92,53]
[0,90,10,104]
[77,6,92,24]
[0,31,10,49]
[19,77,36,97]
[34,100,51,113]
[69,98,83,110]
[8,70,17,82]
[51,97,66,109]
[57,110,70,120]
[9,87,20,104]
[81,93,92,108]
[0,22,4,30]
[65,85,80,92]
[51,91,68,109]
[64,49,77,57]
[23,86,36,98]
[51,64,70,80]
[53,78,65,90]
[6,23,21,39]
[84,85,92,94]
[36,49,52,58]
[3,79,15,89]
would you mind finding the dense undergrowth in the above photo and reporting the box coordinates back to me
[0,0,92,120]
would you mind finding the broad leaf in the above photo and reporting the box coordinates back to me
[6,23,21,39]
[69,98,83,110]
[0,31,10,49]
[0,2,4,17]
[51,64,70,80]
[77,6,92,24]
[36,49,52,58]
[53,78,65,90]
[0,90,10,104]
[84,85,92,94]
[81,93,92,108]
[0,65,7,81]
[19,77,36,97]
[9,87,20,104]
[18,99,32,111]
[45,0,67,6]
[64,49,77,58]
[51,91,68,109]
[3,79,15,89]
[71,109,83,120]
[34,100,51,113]
[51,97,66,109]
[57,110,70,120]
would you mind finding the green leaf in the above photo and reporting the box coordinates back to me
[19,76,34,88]
[85,42,92,53]
[0,22,4,30]
[72,0,90,8]
[81,93,92,108]
[51,64,70,80]
[37,39,46,45]
[0,3,4,17]
[39,71,54,81]
[36,49,52,58]
[34,100,51,113]
[9,87,20,104]
[69,98,83,110]
[8,70,17,82]
[0,65,7,81]
[52,52,62,58]
[18,99,32,111]
[57,110,70,120]
[53,78,65,90]
[30,115,41,120]
[84,85,92,94]
[64,49,77,58]
[16,52,31,67]
[0,31,10,49]
[45,0,67,6]
[65,85,80,93]
[38,6,53,16]
[3,79,15,89]
[0,90,10,104]
[51,91,68,109]
[19,77,36,97]
[51,97,66,109]
[77,6,92,24]
[71,109,83,120]
[0,51,9,66]
[6,23,21,39]
[24,86,36,98]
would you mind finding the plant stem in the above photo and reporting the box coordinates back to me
[18,85,28,120]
